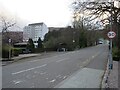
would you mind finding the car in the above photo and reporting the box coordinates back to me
[22,49,31,54]
[98,41,103,44]
[57,48,66,52]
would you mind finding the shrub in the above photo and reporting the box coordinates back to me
[12,48,20,56]
[112,47,120,61]
[2,45,13,58]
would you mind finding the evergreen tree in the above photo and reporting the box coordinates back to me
[27,38,35,53]
[38,37,43,49]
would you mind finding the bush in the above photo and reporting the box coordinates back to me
[2,44,21,58]
[12,48,20,56]
[112,47,120,61]
[2,45,13,58]
[35,48,44,53]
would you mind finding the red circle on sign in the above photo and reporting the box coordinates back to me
[107,31,116,39]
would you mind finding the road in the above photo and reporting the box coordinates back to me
[2,45,109,88]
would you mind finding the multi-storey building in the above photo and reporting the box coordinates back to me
[23,22,48,47]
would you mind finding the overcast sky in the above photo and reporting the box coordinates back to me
[0,0,73,27]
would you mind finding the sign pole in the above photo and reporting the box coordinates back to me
[109,38,113,69]
[109,1,113,70]
[9,39,11,60]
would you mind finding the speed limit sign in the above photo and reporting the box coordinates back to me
[107,31,116,39]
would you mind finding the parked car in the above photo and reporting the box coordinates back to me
[57,48,66,52]
[22,49,31,54]
[98,41,103,44]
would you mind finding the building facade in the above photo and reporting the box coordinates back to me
[23,22,48,47]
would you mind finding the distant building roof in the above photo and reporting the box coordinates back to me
[28,22,43,26]
[48,27,65,32]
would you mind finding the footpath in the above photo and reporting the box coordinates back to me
[107,61,119,89]
[2,53,39,66]
[102,60,119,89]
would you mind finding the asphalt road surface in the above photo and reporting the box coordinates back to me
[2,44,109,88]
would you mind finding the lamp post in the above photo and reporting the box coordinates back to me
[9,39,11,60]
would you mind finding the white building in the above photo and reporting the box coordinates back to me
[23,22,48,47]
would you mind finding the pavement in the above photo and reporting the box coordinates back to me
[2,53,40,66]
[101,60,119,89]
[108,61,119,88]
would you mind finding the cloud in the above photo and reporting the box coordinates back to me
[0,0,73,27]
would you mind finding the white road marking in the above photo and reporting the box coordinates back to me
[92,56,95,58]
[29,60,39,62]
[49,79,56,83]
[56,75,61,78]
[46,78,49,80]
[63,76,67,79]
[12,64,47,75]
[83,61,87,64]
[56,58,69,63]
[40,72,46,75]
[13,80,23,84]
[56,75,63,79]
[34,71,40,74]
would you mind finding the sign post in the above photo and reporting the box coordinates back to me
[107,31,116,69]
[9,39,11,60]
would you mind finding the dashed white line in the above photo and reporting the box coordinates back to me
[49,79,56,83]
[29,60,39,62]
[56,58,69,63]
[40,72,46,75]
[13,80,23,84]
[63,76,67,79]
[12,64,47,75]
[56,59,66,63]
[92,56,95,58]
[83,61,87,64]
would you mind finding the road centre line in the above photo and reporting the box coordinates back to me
[28,54,67,63]
[29,59,39,62]
[12,64,47,75]
[56,58,69,63]
[28,53,70,63]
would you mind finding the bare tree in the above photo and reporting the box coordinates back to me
[1,16,16,44]
[72,0,120,49]
[72,0,120,23]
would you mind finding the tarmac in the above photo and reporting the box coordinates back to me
[1,53,119,89]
